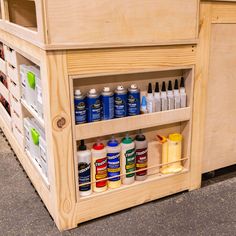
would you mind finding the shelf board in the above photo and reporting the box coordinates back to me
[75,107,191,140]
[21,99,44,128]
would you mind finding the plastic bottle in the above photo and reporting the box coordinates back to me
[167,81,174,110]
[180,77,187,108]
[107,137,121,189]
[154,82,161,112]
[140,96,148,114]
[91,140,108,192]
[146,83,154,113]
[161,81,167,111]
[77,140,92,197]
[174,79,181,109]
[121,134,136,185]
[135,132,148,181]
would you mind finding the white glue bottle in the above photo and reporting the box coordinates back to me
[121,134,136,185]
[161,81,168,111]
[106,136,121,189]
[91,140,108,193]
[77,140,92,197]
[180,77,187,108]
[154,82,161,112]
[147,83,154,113]
[167,81,174,110]
[135,132,148,181]
[174,79,181,109]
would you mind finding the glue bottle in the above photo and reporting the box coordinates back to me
[107,136,121,189]
[121,134,136,185]
[154,82,161,112]
[161,81,167,111]
[147,83,154,113]
[91,140,107,192]
[167,81,174,110]
[174,79,181,109]
[180,77,187,108]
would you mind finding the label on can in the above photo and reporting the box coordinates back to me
[125,148,136,178]
[128,93,140,116]
[78,162,91,192]
[136,148,148,176]
[87,97,101,122]
[94,157,107,188]
[115,94,127,118]
[102,95,114,120]
[75,98,86,124]
[107,152,120,181]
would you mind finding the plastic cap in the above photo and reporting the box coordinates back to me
[155,82,160,93]
[130,84,138,89]
[74,89,81,96]
[168,81,172,91]
[79,140,87,151]
[93,141,105,150]
[103,87,110,92]
[162,82,166,92]
[135,133,146,141]
[148,83,152,94]
[117,85,124,91]
[141,96,147,107]
[89,88,97,94]
[174,79,179,90]
[180,77,185,88]
[107,137,119,147]
[169,133,182,142]
[122,134,133,144]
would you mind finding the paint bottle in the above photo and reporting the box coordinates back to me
[161,81,168,111]
[167,81,174,110]
[91,140,107,192]
[128,84,140,116]
[147,83,154,113]
[101,87,114,120]
[135,132,148,181]
[114,85,127,118]
[140,96,148,114]
[87,89,101,123]
[107,137,121,189]
[74,89,87,124]
[121,134,136,185]
[154,82,161,112]
[174,79,181,109]
[77,140,92,197]
[180,77,187,108]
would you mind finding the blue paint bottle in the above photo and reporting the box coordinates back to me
[101,87,114,120]
[128,84,140,116]
[74,89,87,124]
[114,85,127,118]
[87,89,101,122]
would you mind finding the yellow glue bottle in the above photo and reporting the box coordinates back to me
[157,135,169,174]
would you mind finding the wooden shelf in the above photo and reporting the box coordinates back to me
[75,107,191,140]
[21,99,44,128]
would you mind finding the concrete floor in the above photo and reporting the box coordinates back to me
[1,131,236,236]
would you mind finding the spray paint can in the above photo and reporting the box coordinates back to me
[135,133,148,181]
[74,89,87,124]
[91,140,107,192]
[77,140,92,197]
[107,137,121,189]
[121,134,136,185]
[101,87,114,120]
[128,84,140,116]
[114,85,127,118]
[87,89,101,123]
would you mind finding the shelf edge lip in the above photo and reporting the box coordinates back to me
[75,107,191,140]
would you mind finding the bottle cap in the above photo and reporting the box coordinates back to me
[117,85,124,91]
[130,84,138,89]
[103,87,110,92]
[174,79,179,90]
[93,140,105,150]
[155,82,160,93]
[180,77,185,88]
[135,133,146,141]
[148,83,152,94]
[122,134,133,144]
[168,81,172,91]
[141,96,147,107]
[162,82,166,92]
[107,137,119,147]
[78,140,87,151]
[89,88,97,94]
[169,133,182,142]
[74,89,82,96]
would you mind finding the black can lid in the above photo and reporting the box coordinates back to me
[155,82,160,93]
[180,77,185,88]
[168,81,172,91]
[162,81,166,92]
[78,140,87,151]
[174,79,179,90]
[148,83,152,94]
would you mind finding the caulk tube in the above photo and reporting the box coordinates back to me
[147,83,154,113]
[167,81,174,110]
[180,77,187,108]
[106,136,121,189]
[161,81,167,111]
[140,96,148,114]
[77,140,92,197]
[154,82,161,112]
[174,79,181,109]
[121,134,136,185]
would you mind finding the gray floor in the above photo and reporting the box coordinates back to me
[1,131,236,236]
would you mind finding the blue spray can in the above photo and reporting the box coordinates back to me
[128,84,140,116]
[74,89,87,124]
[101,87,114,120]
[114,85,127,118]
[87,89,101,122]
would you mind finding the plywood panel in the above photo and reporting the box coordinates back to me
[203,24,236,173]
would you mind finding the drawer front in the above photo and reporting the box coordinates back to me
[13,124,24,148]
[0,58,7,75]
[7,63,19,85]
[10,94,22,117]
[47,0,199,47]
[9,80,21,100]
[12,109,24,133]
[0,81,10,103]
[4,45,17,67]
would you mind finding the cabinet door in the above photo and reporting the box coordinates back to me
[203,24,236,173]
